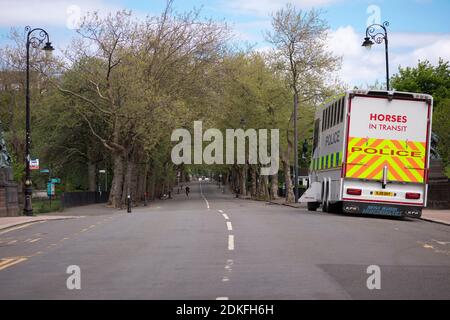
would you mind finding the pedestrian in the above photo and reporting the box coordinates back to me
[185,186,190,197]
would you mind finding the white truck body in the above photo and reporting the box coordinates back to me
[300,90,433,217]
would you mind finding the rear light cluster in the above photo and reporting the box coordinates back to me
[346,188,362,196]
[406,193,421,200]
[346,189,421,200]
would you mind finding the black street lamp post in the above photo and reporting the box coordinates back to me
[23,26,54,216]
[362,21,390,90]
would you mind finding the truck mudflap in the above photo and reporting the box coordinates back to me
[342,201,422,218]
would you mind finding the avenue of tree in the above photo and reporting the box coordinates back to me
[1,1,448,207]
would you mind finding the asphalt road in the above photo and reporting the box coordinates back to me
[0,181,449,300]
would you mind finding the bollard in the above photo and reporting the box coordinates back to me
[144,192,147,206]
[127,194,131,213]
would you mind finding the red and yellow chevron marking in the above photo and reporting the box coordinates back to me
[345,137,426,183]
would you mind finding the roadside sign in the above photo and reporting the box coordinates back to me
[47,182,55,196]
[40,169,50,173]
[30,159,39,170]
[51,178,61,184]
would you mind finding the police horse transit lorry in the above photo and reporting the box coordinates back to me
[300,90,433,218]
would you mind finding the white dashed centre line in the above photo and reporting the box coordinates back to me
[222,213,229,220]
[226,221,233,231]
[216,297,229,300]
[199,182,210,209]
[228,235,234,251]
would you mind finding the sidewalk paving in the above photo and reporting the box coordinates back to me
[0,202,145,231]
[267,198,450,225]
[421,209,450,225]
[0,215,79,231]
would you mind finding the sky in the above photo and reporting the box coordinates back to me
[0,0,449,88]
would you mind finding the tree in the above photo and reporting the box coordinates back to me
[265,4,341,202]
[391,59,450,176]
[53,3,229,208]
[217,52,292,200]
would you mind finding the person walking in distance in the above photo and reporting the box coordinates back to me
[185,186,190,197]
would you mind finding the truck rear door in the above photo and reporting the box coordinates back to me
[343,92,432,206]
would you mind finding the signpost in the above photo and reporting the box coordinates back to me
[47,182,55,197]
[99,169,107,192]
[51,178,61,184]
[46,176,60,209]
[30,159,39,170]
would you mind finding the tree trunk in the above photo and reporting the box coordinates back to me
[137,164,147,203]
[239,165,246,196]
[282,159,295,203]
[258,174,269,200]
[87,162,97,192]
[121,159,135,206]
[108,152,124,208]
[251,166,257,198]
[270,173,279,200]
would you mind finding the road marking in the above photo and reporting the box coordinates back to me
[432,239,450,246]
[7,240,17,245]
[81,228,89,232]
[89,225,95,229]
[24,238,33,243]
[222,213,229,220]
[0,223,35,235]
[218,210,224,213]
[222,277,229,282]
[228,235,234,251]
[216,297,229,300]
[29,238,41,243]
[199,182,210,209]
[0,257,28,271]
[226,221,233,231]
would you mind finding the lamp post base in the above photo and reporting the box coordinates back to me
[23,187,33,216]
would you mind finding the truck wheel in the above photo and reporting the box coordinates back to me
[328,202,343,214]
[307,202,320,211]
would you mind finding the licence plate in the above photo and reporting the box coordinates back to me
[374,191,394,197]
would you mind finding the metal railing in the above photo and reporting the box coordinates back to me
[60,191,109,208]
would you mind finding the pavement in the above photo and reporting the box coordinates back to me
[0,215,80,232]
[0,204,128,232]
[421,209,450,225]
[267,198,450,225]
[0,181,449,299]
